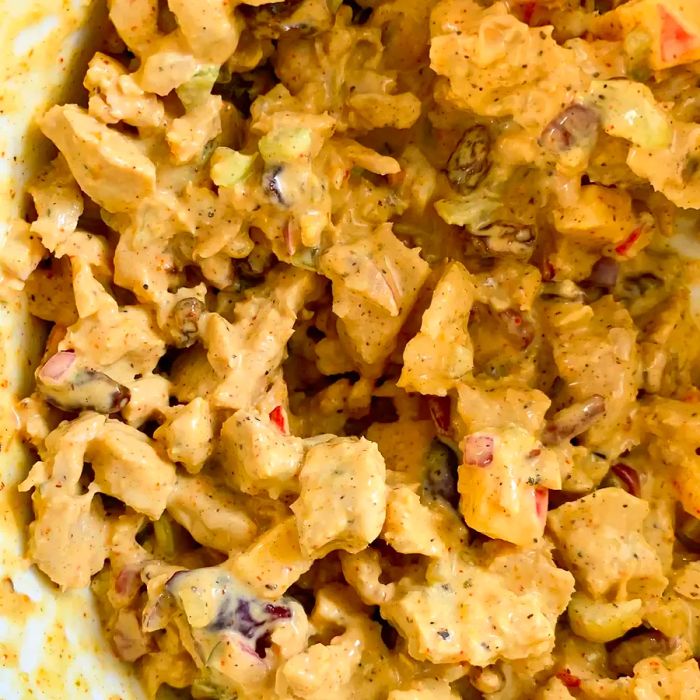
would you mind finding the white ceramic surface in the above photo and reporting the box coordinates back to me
[0,1,144,697]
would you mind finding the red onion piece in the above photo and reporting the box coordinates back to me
[556,670,581,689]
[615,228,642,256]
[39,350,76,382]
[239,639,266,662]
[427,395,451,436]
[535,487,549,523]
[269,405,287,433]
[611,463,641,497]
[463,434,494,467]
[522,1,536,23]
[114,565,143,601]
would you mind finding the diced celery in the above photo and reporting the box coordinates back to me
[176,65,220,110]
[153,515,175,559]
[210,147,257,188]
[434,191,501,229]
[587,79,673,150]
[258,127,313,164]
[192,671,237,700]
[290,246,320,270]
[624,28,653,82]
[155,685,191,700]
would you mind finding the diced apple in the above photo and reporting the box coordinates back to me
[617,0,700,70]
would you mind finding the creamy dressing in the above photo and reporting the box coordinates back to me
[6,0,700,698]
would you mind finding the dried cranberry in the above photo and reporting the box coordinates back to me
[264,603,292,620]
[610,463,641,497]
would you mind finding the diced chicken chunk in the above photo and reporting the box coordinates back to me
[627,122,700,209]
[567,592,644,644]
[168,0,241,64]
[108,0,158,55]
[0,221,46,291]
[135,33,199,96]
[167,474,256,552]
[547,488,667,600]
[39,105,156,213]
[551,185,638,247]
[320,223,430,366]
[84,52,164,128]
[62,305,165,384]
[19,413,109,589]
[291,437,386,558]
[398,261,475,396]
[86,420,177,519]
[276,636,360,700]
[166,95,222,163]
[201,266,321,409]
[347,92,422,130]
[339,548,395,606]
[430,0,585,130]
[382,541,573,666]
[387,680,460,700]
[25,257,78,326]
[170,346,220,404]
[229,517,314,599]
[20,411,106,489]
[543,297,640,458]
[155,397,214,473]
[219,410,305,497]
[28,155,83,253]
[382,485,457,558]
[122,374,171,428]
[582,657,700,699]
[643,398,700,519]
[28,489,108,590]
[456,382,551,434]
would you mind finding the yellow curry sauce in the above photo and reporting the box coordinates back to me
[4,0,700,698]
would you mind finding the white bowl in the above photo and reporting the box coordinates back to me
[0,1,143,697]
[2,4,700,699]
